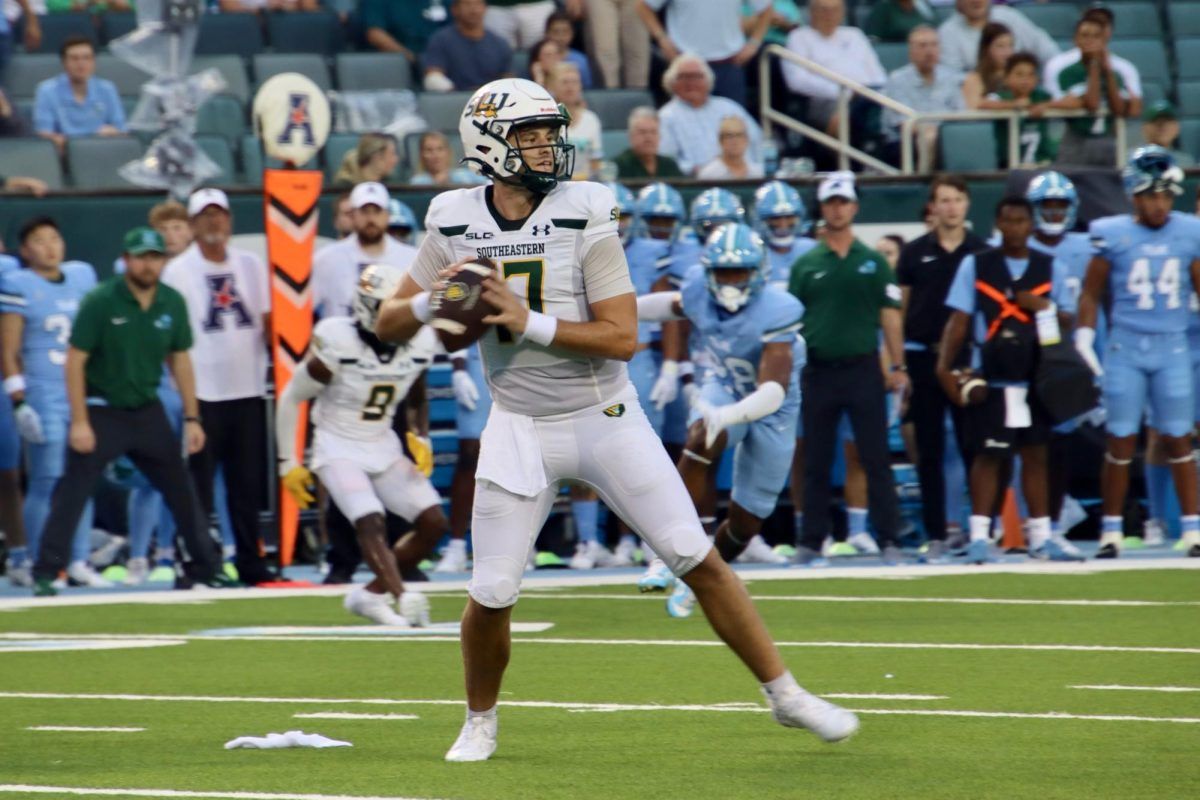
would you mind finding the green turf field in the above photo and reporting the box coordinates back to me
[1,567,1198,800]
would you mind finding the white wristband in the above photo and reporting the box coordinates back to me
[410,291,432,323]
[521,310,558,347]
[3,374,26,397]
[679,361,695,378]
[660,359,680,378]
[1073,326,1095,350]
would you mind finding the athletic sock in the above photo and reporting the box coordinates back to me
[155,547,175,567]
[445,538,467,555]
[571,499,600,546]
[761,670,801,701]
[1026,517,1051,550]
[618,533,636,550]
[1100,516,1124,546]
[467,705,497,720]
[847,507,868,537]
[7,546,28,567]
[1181,515,1200,538]
[1145,463,1172,526]
[969,515,991,543]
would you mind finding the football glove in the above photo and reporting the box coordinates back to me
[13,402,45,444]
[281,465,315,509]
[406,432,434,477]
[1073,327,1103,377]
[649,359,680,410]
[452,367,479,411]
[692,399,731,451]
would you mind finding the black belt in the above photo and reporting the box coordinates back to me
[807,353,877,369]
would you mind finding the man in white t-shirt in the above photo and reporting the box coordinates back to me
[162,188,276,586]
[312,182,418,320]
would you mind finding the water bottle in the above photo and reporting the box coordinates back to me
[762,138,779,178]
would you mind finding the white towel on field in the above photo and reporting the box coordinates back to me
[224,731,352,750]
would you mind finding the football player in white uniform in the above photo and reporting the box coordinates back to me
[276,264,446,627]
[376,78,859,762]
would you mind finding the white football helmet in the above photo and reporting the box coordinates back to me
[459,78,575,193]
[353,263,407,331]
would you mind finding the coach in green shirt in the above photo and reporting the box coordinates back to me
[32,228,228,596]
[787,173,908,566]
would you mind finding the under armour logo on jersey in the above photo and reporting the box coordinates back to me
[278,93,316,146]
[204,273,253,332]
[530,224,551,236]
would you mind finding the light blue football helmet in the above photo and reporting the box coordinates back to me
[1025,171,1078,236]
[752,180,806,248]
[1122,145,1184,197]
[387,198,418,242]
[690,187,746,242]
[701,222,767,313]
[605,182,637,244]
[634,182,686,241]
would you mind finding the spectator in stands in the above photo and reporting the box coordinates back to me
[218,0,315,12]
[544,10,593,89]
[980,52,1068,166]
[423,0,513,92]
[782,0,885,140]
[0,174,47,195]
[361,0,450,64]
[149,201,192,257]
[937,0,1057,76]
[875,234,904,269]
[1,1,40,86]
[585,0,649,89]
[658,54,762,175]
[613,105,683,178]
[409,130,487,185]
[332,191,354,238]
[528,38,564,86]
[1043,6,1141,114]
[882,24,963,172]
[163,188,276,587]
[33,36,126,153]
[545,63,603,180]
[1051,15,1133,167]
[1140,101,1196,169]
[637,0,772,107]
[866,0,936,43]
[696,115,763,179]
[333,133,399,187]
[960,22,1011,109]
[485,0,565,50]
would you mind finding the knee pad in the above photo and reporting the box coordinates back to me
[467,556,524,609]
[644,520,711,577]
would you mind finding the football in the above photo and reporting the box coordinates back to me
[430,258,498,351]
[955,370,988,406]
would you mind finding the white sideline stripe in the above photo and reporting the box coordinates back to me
[1071,684,1200,693]
[0,786,445,800]
[25,726,144,733]
[0,639,185,653]
[519,593,1200,608]
[2,633,1197,654]
[293,713,420,721]
[0,556,1194,610]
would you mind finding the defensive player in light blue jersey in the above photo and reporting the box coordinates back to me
[0,252,30,586]
[0,217,106,586]
[638,223,804,616]
[604,182,636,245]
[1076,147,1200,558]
[753,180,818,288]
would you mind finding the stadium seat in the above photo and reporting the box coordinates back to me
[1178,81,1200,118]
[191,55,252,105]
[252,53,333,93]
[939,122,997,171]
[418,91,474,131]
[1141,81,1166,108]
[600,128,628,158]
[1179,119,1200,158]
[195,13,265,57]
[0,137,64,190]
[587,88,654,129]
[323,132,361,183]
[511,49,530,80]
[196,94,247,146]
[195,134,236,185]
[1106,3,1162,38]
[65,136,144,189]
[32,13,97,54]
[1168,3,1200,37]
[95,54,149,97]
[1017,5,1080,39]
[335,52,414,93]
[240,133,289,183]
[1109,39,1169,86]
[874,42,908,73]
[1176,38,1200,80]
[5,54,61,99]
[266,10,345,54]
[99,11,137,45]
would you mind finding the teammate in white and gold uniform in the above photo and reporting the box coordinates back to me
[376,78,858,762]
[276,264,447,627]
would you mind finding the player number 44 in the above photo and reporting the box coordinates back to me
[1126,257,1181,311]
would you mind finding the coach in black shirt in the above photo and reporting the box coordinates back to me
[896,174,986,561]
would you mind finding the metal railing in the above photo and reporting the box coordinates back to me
[759,44,1128,175]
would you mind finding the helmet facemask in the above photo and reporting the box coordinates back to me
[464,110,575,194]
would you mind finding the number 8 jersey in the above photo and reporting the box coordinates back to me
[1090,212,1200,334]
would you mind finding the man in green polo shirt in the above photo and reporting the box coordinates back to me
[32,228,228,596]
[788,172,909,566]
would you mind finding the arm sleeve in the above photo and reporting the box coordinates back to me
[407,207,456,290]
[761,297,805,343]
[878,254,902,309]
[1088,221,1112,260]
[309,321,344,379]
[580,182,620,260]
[945,254,976,315]
[0,273,25,315]
[583,236,635,304]
[68,293,101,352]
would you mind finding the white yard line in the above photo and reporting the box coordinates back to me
[1070,684,1200,693]
[25,726,144,733]
[0,786,446,800]
[293,713,420,721]
[518,593,1200,608]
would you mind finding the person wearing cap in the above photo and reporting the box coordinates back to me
[1140,102,1195,169]
[788,172,909,566]
[312,182,419,321]
[29,228,230,595]
[162,188,277,586]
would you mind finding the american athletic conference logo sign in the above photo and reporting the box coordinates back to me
[278,92,316,147]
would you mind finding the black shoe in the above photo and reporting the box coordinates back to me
[239,569,280,586]
[33,577,57,597]
[1189,544,1200,558]
[322,569,355,585]
[1095,543,1120,559]
[401,565,429,582]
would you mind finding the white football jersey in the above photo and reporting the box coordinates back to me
[310,317,438,440]
[410,181,633,416]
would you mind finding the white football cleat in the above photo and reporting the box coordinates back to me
[7,562,32,587]
[445,715,498,762]
[665,581,696,618]
[612,538,637,566]
[399,589,431,627]
[569,540,622,569]
[735,534,789,564]
[847,532,881,555]
[123,557,149,585]
[67,560,113,588]
[637,559,675,593]
[765,685,860,743]
[344,586,409,626]
[434,540,469,573]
